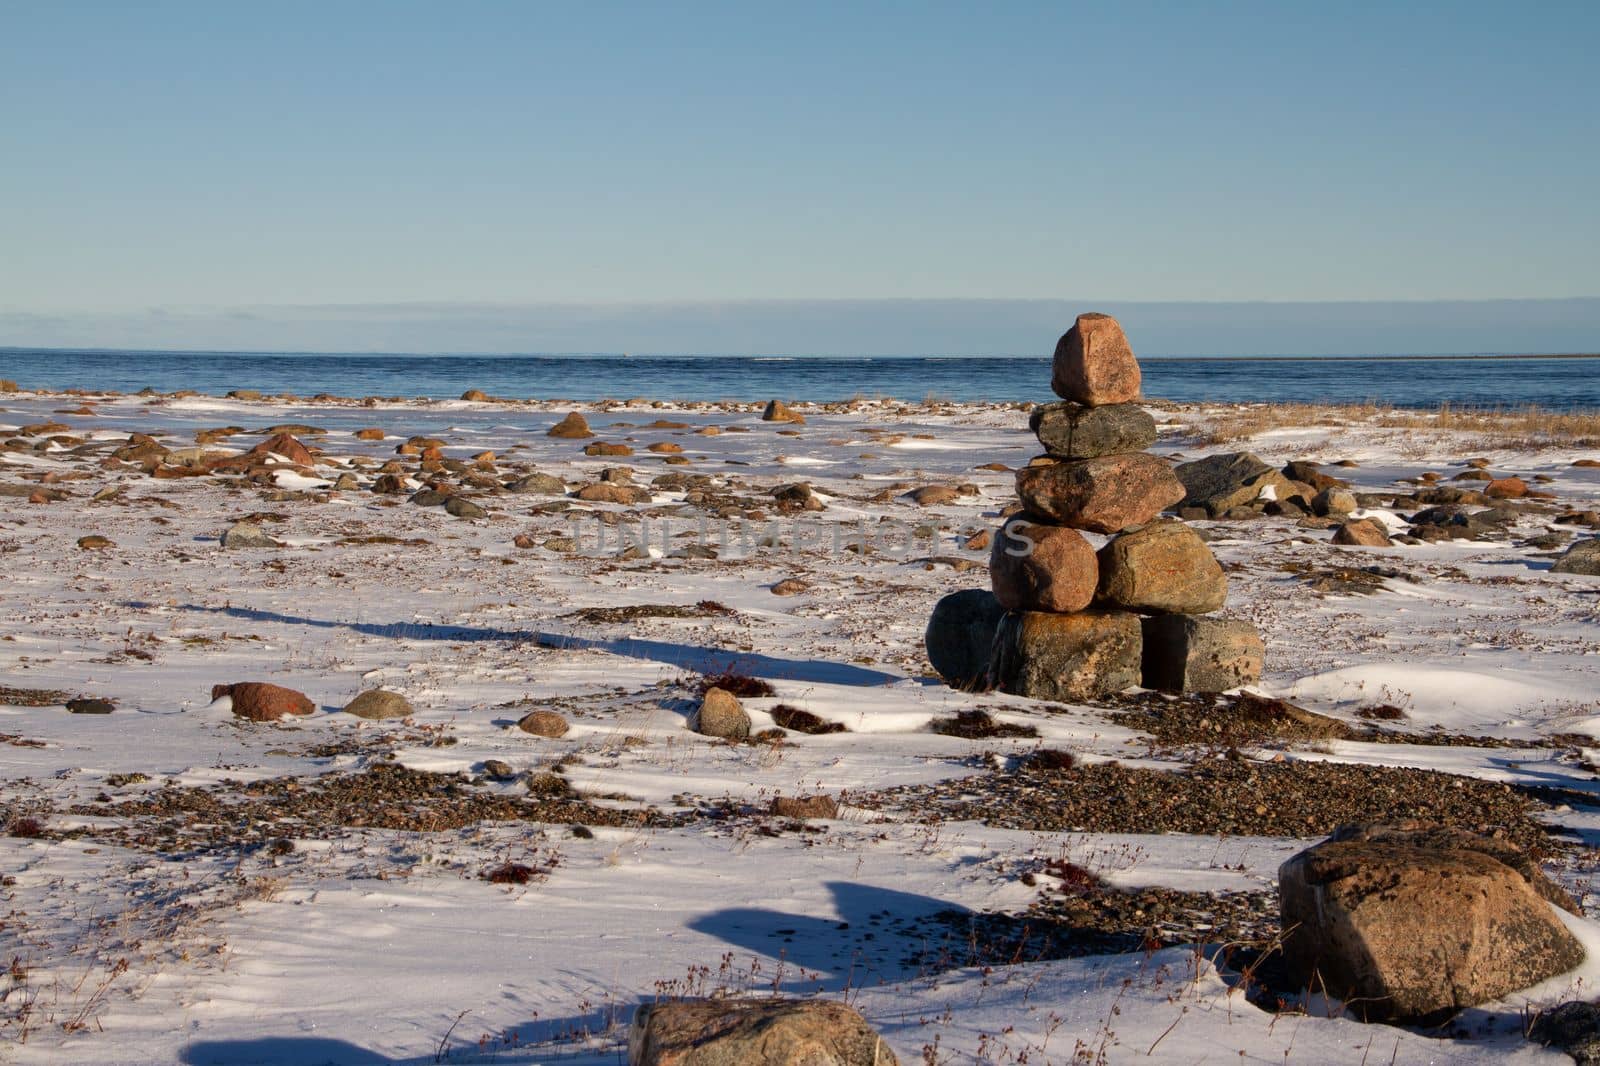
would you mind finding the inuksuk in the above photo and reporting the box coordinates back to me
[926,312,1263,699]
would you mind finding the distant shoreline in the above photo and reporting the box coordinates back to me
[0,345,1597,361]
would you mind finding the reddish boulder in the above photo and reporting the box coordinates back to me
[250,432,315,466]
[1484,476,1529,499]
[1280,831,1585,1022]
[547,412,593,439]
[1015,453,1185,534]
[989,520,1098,613]
[1097,519,1227,614]
[761,399,805,424]
[516,709,570,737]
[1332,518,1392,547]
[1050,313,1142,406]
[214,682,315,721]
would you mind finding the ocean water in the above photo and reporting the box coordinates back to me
[1,349,1597,409]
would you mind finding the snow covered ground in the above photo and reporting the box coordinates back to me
[1,387,1598,1063]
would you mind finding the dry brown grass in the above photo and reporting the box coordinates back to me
[1188,401,1600,448]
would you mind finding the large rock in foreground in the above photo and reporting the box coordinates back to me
[1015,454,1185,534]
[989,520,1098,614]
[629,998,898,1065]
[1029,401,1157,460]
[1097,519,1226,614]
[1279,832,1584,1022]
[1140,615,1262,692]
[924,589,1005,690]
[1327,823,1579,913]
[990,609,1142,701]
[1050,312,1141,406]
[1552,537,1600,576]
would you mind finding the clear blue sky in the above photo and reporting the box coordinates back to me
[2,1,1597,353]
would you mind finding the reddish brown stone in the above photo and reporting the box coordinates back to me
[214,682,315,721]
[547,412,593,438]
[354,427,385,440]
[989,520,1098,613]
[1484,477,1528,499]
[1280,834,1585,1021]
[516,709,570,737]
[583,441,633,457]
[1097,519,1227,613]
[1332,518,1392,547]
[761,399,805,424]
[250,432,314,465]
[1015,453,1185,534]
[1050,313,1142,406]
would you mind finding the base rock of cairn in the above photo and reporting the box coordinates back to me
[926,312,1264,698]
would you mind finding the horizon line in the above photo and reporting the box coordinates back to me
[4,343,1600,362]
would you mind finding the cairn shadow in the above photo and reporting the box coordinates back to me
[686,880,976,992]
[179,1026,627,1065]
[180,1036,393,1065]
[127,602,901,688]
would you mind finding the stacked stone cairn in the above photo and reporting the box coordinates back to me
[926,313,1264,699]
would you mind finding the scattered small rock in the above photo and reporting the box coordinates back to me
[630,1000,896,1066]
[221,521,280,549]
[761,399,804,424]
[769,705,846,734]
[693,687,751,740]
[771,794,839,819]
[516,710,571,738]
[1331,518,1392,547]
[1552,537,1600,576]
[547,412,593,439]
[343,690,413,719]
